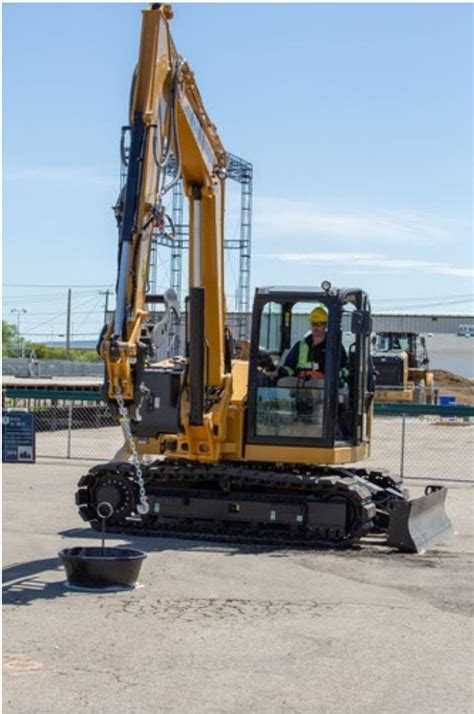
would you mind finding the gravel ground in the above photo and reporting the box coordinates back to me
[3,454,474,714]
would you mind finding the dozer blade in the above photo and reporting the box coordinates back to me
[386,486,452,553]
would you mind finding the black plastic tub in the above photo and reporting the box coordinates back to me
[59,547,147,591]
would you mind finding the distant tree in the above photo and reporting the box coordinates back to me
[2,331,101,362]
[26,343,100,362]
[2,321,26,357]
[2,323,101,362]
[70,350,101,363]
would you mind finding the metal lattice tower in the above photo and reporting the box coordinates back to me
[170,181,186,303]
[226,153,253,340]
[153,152,253,340]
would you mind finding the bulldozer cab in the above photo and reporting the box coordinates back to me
[246,286,373,450]
[375,331,429,370]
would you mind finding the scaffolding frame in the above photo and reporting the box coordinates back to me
[152,152,253,340]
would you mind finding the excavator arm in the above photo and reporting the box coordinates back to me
[101,4,230,437]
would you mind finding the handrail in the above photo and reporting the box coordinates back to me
[374,402,474,417]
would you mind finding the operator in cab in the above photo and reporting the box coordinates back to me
[279,305,348,379]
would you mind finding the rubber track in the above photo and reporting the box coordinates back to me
[75,459,402,548]
[99,521,358,550]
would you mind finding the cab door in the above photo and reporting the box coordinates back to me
[246,295,340,449]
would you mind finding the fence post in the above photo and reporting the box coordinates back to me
[400,413,406,480]
[67,403,73,459]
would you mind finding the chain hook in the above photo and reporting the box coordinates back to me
[115,389,150,515]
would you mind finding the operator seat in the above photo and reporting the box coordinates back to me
[277,375,325,427]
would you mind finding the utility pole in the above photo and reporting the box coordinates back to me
[10,308,27,357]
[65,289,72,358]
[99,289,112,324]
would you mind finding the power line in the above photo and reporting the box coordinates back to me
[23,333,100,338]
[2,291,105,304]
[376,293,474,303]
[3,283,114,288]
[74,296,103,330]
[2,310,105,317]
[20,294,105,335]
[373,298,474,310]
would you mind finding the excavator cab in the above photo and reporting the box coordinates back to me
[245,285,374,462]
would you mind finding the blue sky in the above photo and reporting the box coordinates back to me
[3,2,473,342]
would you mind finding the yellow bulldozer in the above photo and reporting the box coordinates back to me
[75,4,451,553]
[372,331,435,404]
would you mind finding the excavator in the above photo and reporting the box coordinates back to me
[76,4,451,553]
[373,331,435,404]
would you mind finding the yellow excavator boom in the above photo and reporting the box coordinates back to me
[101,3,228,404]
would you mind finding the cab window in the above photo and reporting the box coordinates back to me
[255,300,330,440]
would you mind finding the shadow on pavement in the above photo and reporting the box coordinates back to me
[58,526,343,557]
[3,557,67,606]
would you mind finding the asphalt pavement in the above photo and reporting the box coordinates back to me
[3,457,474,714]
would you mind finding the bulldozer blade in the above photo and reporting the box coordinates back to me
[386,486,452,553]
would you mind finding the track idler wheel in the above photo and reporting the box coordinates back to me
[76,468,137,529]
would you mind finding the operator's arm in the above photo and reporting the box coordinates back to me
[339,344,350,385]
[340,344,348,371]
[280,342,300,376]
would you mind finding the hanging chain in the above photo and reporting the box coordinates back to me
[115,388,150,515]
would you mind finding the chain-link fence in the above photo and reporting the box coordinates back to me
[33,404,121,461]
[3,393,473,484]
[356,414,473,484]
[3,358,103,379]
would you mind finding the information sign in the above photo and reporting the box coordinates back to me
[2,411,36,463]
